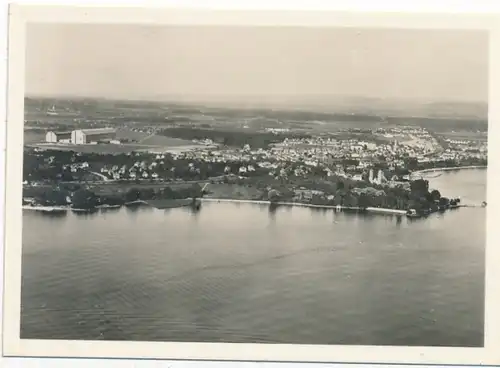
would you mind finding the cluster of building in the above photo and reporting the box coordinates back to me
[45,128,117,145]
[101,161,162,181]
[443,137,487,159]
[33,123,488,191]
[274,129,439,162]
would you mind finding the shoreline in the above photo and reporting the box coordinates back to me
[22,205,69,212]
[21,200,407,215]
[124,200,147,205]
[23,200,483,215]
[22,205,101,213]
[199,198,407,215]
[411,165,487,176]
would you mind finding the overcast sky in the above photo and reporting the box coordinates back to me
[25,24,488,103]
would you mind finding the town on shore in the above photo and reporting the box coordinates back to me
[23,99,488,218]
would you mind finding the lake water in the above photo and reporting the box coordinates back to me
[21,169,486,346]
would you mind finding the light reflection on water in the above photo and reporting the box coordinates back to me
[21,169,486,346]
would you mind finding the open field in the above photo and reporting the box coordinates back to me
[114,128,148,141]
[27,142,212,154]
[26,143,156,154]
[114,129,196,146]
[86,181,209,196]
[139,134,196,146]
[26,133,208,154]
[23,130,47,144]
[25,126,198,144]
[22,180,209,198]
[155,145,218,153]
[203,183,264,200]
[435,131,488,141]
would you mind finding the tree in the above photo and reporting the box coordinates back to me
[408,199,423,214]
[160,187,175,199]
[343,193,358,207]
[268,189,281,202]
[430,189,441,202]
[439,197,450,206]
[125,188,141,202]
[71,189,98,209]
[358,193,372,209]
[410,179,429,195]
[189,183,203,198]
[40,189,68,206]
[60,169,74,182]
[405,157,419,171]
[99,195,125,206]
[139,188,156,200]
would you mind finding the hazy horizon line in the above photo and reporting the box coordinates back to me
[24,93,488,106]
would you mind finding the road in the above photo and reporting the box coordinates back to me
[88,171,111,182]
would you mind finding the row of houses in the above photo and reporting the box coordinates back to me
[45,128,117,145]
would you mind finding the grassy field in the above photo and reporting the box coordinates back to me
[435,131,488,141]
[23,130,47,144]
[139,134,196,146]
[27,143,153,154]
[115,129,148,141]
[203,183,264,200]
[27,141,212,154]
[23,180,209,198]
[87,181,208,196]
[30,181,263,199]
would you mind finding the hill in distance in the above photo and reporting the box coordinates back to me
[24,94,488,122]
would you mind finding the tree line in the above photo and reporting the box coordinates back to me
[24,183,204,209]
[264,178,458,214]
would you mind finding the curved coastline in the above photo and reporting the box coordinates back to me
[23,164,487,217]
[22,199,482,217]
[199,198,407,215]
[22,201,407,215]
[411,165,487,176]
[22,205,69,212]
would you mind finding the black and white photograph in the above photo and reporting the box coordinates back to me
[3,4,500,366]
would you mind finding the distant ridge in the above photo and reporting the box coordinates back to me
[24,94,488,121]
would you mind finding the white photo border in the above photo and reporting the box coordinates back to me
[3,4,500,365]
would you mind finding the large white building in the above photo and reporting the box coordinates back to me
[45,131,72,143]
[71,128,116,144]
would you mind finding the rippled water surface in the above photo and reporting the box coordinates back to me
[21,169,486,346]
